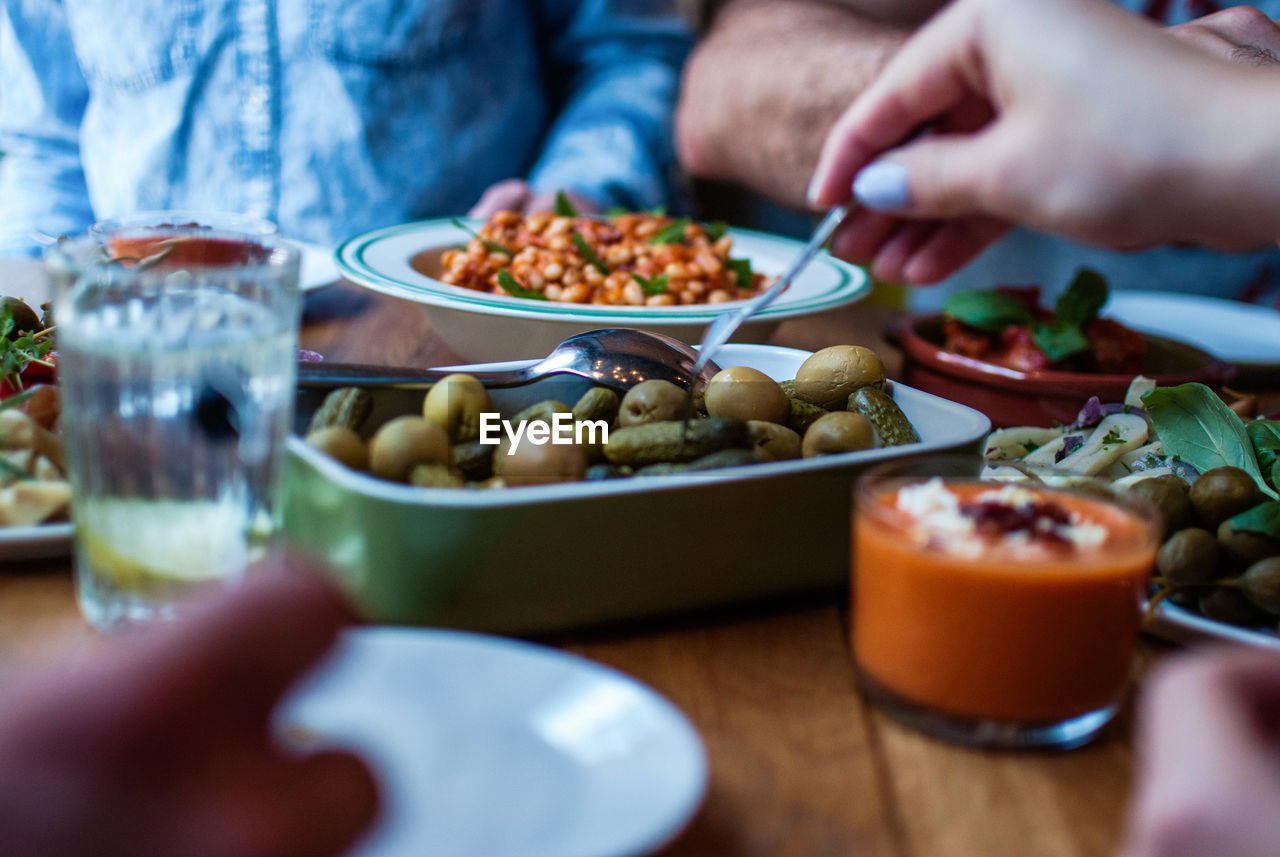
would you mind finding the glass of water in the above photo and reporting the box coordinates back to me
[49,228,301,631]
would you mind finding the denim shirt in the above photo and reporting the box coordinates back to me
[0,0,692,255]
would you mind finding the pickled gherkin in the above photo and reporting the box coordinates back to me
[849,387,918,446]
[309,387,373,433]
[604,418,750,467]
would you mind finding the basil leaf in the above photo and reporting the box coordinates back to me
[631,273,669,296]
[1055,268,1108,327]
[554,191,578,218]
[649,205,668,217]
[451,218,513,258]
[605,206,631,217]
[649,217,691,245]
[726,257,754,290]
[705,221,729,242]
[571,232,609,274]
[1247,419,1280,491]
[941,290,1033,332]
[1227,500,1280,538]
[1032,319,1090,363]
[1142,383,1277,498]
[496,270,547,301]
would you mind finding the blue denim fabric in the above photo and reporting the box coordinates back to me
[0,0,692,255]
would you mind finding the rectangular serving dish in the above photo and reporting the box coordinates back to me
[283,344,991,634]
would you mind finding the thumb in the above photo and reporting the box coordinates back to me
[852,133,1002,220]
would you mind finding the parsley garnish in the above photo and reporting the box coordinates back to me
[605,206,631,217]
[649,217,691,245]
[0,307,54,393]
[705,221,729,242]
[451,218,514,258]
[631,273,669,297]
[726,257,755,290]
[571,232,609,274]
[496,270,548,301]
[554,191,578,218]
[1101,427,1124,447]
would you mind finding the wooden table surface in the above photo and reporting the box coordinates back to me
[0,264,1206,857]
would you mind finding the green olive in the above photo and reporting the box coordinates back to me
[1156,527,1220,585]
[368,416,450,482]
[1189,466,1265,530]
[747,420,802,461]
[422,373,492,442]
[1217,518,1280,567]
[704,366,789,425]
[1125,474,1191,538]
[494,438,587,486]
[1238,557,1280,615]
[793,345,886,410]
[617,379,686,427]
[305,426,369,470]
[801,411,875,458]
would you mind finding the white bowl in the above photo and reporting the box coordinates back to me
[335,218,870,361]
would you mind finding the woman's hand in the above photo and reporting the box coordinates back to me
[808,0,1280,284]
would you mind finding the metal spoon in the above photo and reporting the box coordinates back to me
[296,328,722,393]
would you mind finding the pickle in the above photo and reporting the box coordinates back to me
[408,463,466,489]
[604,418,749,467]
[635,447,759,476]
[572,387,620,424]
[308,387,372,433]
[450,439,495,482]
[849,387,918,447]
[786,396,828,434]
[511,400,572,426]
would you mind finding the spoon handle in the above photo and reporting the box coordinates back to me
[296,362,524,390]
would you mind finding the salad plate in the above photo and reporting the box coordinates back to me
[0,522,74,562]
[277,627,708,857]
[333,218,870,361]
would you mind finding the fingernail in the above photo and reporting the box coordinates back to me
[853,161,911,212]
[805,174,824,207]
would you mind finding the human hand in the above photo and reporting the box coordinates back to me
[468,179,600,218]
[808,0,1280,284]
[0,563,378,857]
[1122,647,1280,857]
[1168,6,1280,67]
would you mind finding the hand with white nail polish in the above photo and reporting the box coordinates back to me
[809,0,1280,284]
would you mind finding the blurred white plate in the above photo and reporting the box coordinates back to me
[277,627,708,857]
[0,521,74,562]
[1105,291,1280,368]
[294,241,341,291]
[1147,600,1280,652]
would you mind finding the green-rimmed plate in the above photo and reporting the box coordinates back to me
[334,218,869,361]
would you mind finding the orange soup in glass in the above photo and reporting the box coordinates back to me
[852,457,1157,749]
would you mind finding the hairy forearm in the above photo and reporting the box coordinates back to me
[676,0,917,209]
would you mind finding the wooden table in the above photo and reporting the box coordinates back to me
[0,266,1189,857]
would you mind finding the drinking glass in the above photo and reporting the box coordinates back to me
[851,456,1158,750]
[48,228,301,631]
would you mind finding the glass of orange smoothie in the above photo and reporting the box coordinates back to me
[852,456,1158,750]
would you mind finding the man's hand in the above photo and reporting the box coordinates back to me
[469,179,599,218]
[0,564,378,857]
[1122,648,1280,857]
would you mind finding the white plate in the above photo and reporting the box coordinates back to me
[1147,601,1280,651]
[294,240,341,291]
[1104,291,1280,368]
[277,627,708,857]
[332,218,870,362]
[0,521,74,562]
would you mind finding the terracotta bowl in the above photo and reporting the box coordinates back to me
[890,315,1232,428]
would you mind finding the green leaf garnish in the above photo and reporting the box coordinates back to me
[1228,500,1280,539]
[451,218,513,258]
[649,205,668,217]
[726,257,755,290]
[941,290,1033,331]
[571,232,609,274]
[649,217,691,245]
[554,191,578,218]
[0,306,54,394]
[1031,319,1091,363]
[1247,420,1280,492]
[496,270,548,301]
[705,221,729,242]
[605,206,631,217]
[631,273,669,296]
[1055,268,1108,327]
